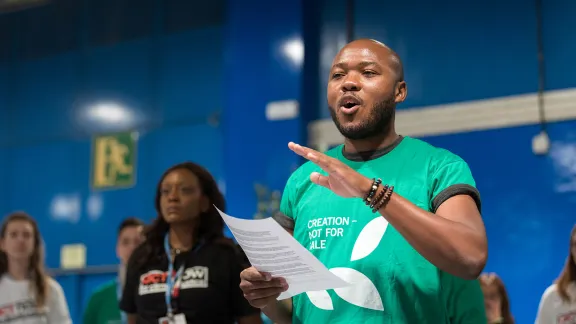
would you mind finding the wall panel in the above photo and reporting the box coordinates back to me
[160,27,223,124]
[0,65,11,143]
[319,0,540,118]
[11,52,80,143]
[0,3,227,324]
[424,120,576,323]
[542,0,576,90]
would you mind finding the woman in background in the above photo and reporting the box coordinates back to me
[536,224,576,324]
[0,212,71,323]
[479,273,514,324]
[120,161,261,324]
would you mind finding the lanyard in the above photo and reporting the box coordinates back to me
[116,277,127,324]
[163,234,204,317]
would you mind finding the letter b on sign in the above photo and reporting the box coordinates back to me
[91,132,137,189]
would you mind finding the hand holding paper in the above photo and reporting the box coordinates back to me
[215,207,348,301]
[239,267,288,309]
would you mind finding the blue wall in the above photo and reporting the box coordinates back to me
[0,0,313,322]
[0,26,225,267]
[222,0,313,222]
[320,0,576,116]
[1,0,575,323]
[318,0,576,323]
[320,0,540,117]
[424,122,576,324]
[0,1,227,321]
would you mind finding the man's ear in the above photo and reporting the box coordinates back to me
[394,81,407,103]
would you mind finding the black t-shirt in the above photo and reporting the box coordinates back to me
[119,240,259,324]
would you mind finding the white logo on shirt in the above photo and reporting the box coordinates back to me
[138,266,209,295]
[558,311,576,324]
[0,299,47,322]
[306,216,388,312]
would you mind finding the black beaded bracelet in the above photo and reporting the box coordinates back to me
[363,178,381,206]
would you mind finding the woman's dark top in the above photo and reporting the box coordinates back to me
[119,239,259,324]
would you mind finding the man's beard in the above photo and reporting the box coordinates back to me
[329,97,395,140]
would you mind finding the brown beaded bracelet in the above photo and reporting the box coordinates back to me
[370,184,388,209]
[372,185,394,213]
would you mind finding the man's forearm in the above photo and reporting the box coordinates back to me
[262,300,292,324]
[379,193,486,279]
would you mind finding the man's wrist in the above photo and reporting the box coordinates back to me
[262,301,291,324]
[360,176,374,198]
[360,177,380,200]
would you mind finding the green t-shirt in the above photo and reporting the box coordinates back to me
[83,280,123,324]
[279,136,486,324]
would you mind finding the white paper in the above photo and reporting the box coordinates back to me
[215,207,349,300]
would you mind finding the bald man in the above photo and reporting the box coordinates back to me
[240,39,488,324]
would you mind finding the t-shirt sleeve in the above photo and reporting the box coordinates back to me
[229,248,261,319]
[46,278,72,324]
[430,158,481,213]
[119,254,139,314]
[535,285,556,324]
[82,291,99,324]
[272,171,299,230]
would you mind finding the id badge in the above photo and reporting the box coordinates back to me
[158,314,187,324]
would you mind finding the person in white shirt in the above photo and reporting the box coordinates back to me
[536,224,576,324]
[0,211,71,324]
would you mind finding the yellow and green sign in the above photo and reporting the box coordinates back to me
[91,132,137,189]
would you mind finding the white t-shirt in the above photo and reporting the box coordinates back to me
[0,274,71,324]
[536,282,576,324]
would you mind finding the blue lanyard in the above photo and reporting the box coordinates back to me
[163,234,204,317]
[116,277,127,324]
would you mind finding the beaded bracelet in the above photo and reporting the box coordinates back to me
[363,178,381,206]
[370,184,388,209]
[372,185,394,213]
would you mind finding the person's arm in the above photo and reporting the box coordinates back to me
[237,314,264,324]
[288,143,487,280]
[228,245,264,324]
[380,193,486,279]
[376,160,487,279]
[259,301,291,324]
[535,285,555,324]
[46,278,72,324]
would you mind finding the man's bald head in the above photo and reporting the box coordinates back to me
[335,39,404,82]
[326,38,408,141]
